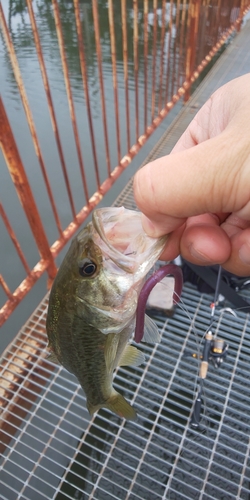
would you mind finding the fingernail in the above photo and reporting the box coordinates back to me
[189,245,211,263]
[239,243,250,265]
[141,215,159,237]
[141,214,181,237]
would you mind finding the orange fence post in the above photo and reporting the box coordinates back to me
[237,0,246,30]
[0,97,57,285]
[0,3,64,237]
[121,0,131,152]
[185,0,201,102]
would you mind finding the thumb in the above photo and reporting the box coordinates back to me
[134,129,249,237]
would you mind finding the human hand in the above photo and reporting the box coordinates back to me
[134,73,250,276]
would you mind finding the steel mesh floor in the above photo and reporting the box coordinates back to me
[2,19,250,500]
[1,284,250,500]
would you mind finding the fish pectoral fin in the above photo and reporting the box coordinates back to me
[46,351,60,365]
[106,390,137,420]
[104,332,119,372]
[141,314,161,343]
[118,345,145,367]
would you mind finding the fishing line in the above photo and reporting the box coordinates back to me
[190,265,229,429]
[137,261,248,433]
[164,284,206,423]
[145,264,232,433]
[144,269,206,424]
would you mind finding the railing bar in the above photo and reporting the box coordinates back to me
[121,0,131,151]
[133,0,139,140]
[165,0,174,104]
[158,0,167,113]
[0,97,57,284]
[178,0,187,89]
[73,0,100,190]
[92,0,111,177]
[151,0,158,122]
[0,14,247,328]
[51,0,84,216]
[240,0,245,23]
[184,0,201,102]
[143,0,149,132]
[214,0,221,47]
[196,0,204,65]
[26,0,89,207]
[0,4,63,237]
[171,0,178,98]
[0,274,13,300]
[0,262,46,326]
[108,0,121,164]
[26,1,85,218]
[0,202,30,274]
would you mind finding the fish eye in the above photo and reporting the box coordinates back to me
[78,259,97,277]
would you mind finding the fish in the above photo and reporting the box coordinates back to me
[46,206,167,420]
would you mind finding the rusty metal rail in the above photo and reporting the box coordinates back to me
[0,0,250,327]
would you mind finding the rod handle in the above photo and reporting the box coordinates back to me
[190,395,202,429]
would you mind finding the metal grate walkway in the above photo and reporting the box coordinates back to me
[1,16,250,500]
[1,285,250,500]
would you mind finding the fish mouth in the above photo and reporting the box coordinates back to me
[92,207,167,277]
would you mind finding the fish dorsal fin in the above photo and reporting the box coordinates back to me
[104,333,119,372]
[141,314,161,343]
[118,345,145,367]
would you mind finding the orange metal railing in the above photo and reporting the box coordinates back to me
[0,0,249,327]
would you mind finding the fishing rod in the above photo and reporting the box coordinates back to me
[189,265,229,429]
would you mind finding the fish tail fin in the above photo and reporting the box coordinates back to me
[87,390,137,420]
[106,390,137,420]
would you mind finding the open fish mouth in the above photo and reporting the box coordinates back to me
[73,207,169,334]
[92,206,167,278]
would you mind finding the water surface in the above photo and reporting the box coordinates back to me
[0,0,182,350]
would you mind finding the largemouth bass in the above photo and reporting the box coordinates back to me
[46,207,167,419]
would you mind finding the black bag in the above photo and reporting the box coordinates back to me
[182,261,250,312]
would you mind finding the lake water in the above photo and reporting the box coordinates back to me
[0,0,183,351]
